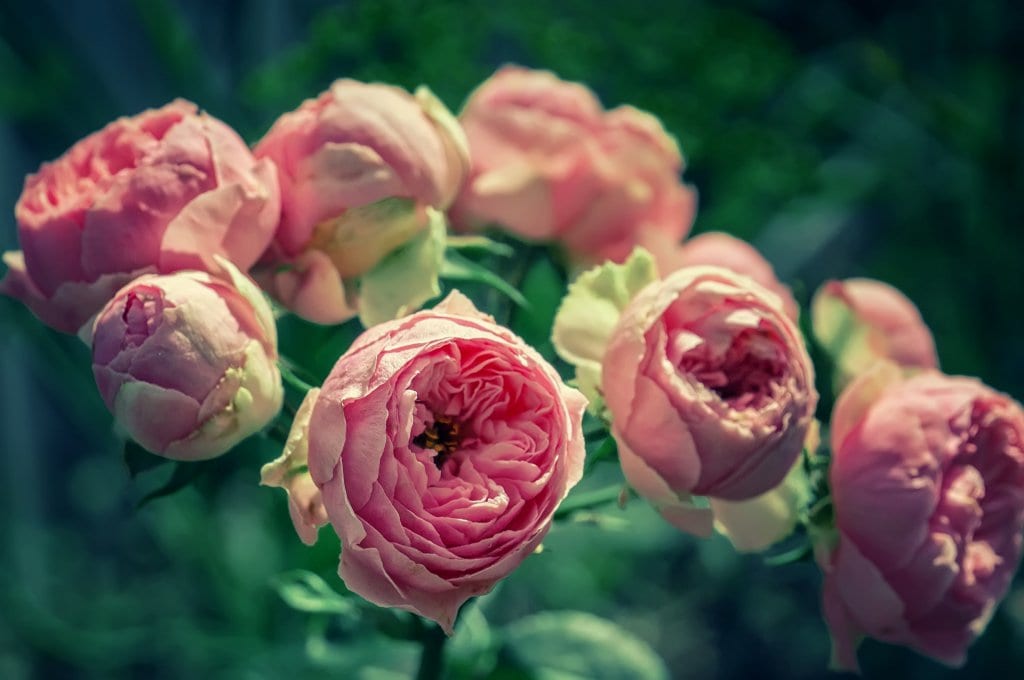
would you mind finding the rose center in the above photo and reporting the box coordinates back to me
[413,414,462,469]
[673,327,786,410]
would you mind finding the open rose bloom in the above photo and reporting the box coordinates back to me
[452,66,696,265]
[601,265,817,535]
[90,262,282,460]
[821,365,1024,670]
[266,292,586,631]
[2,100,280,334]
[254,80,469,324]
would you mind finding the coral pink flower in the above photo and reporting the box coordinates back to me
[2,100,280,333]
[254,80,469,324]
[812,278,938,388]
[821,365,1024,670]
[452,66,696,264]
[271,291,586,631]
[602,266,817,535]
[90,261,282,460]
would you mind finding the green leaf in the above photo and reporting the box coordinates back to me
[122,441,172,478]
[554,481,623,521]
[583,436,618,474]
[270,570,360,620]
[440,250,529,309]
[447,600,498,678]
[501,611,669,680]
[135,460,210,509]
[510,254,564,352]
[445,234,515,257]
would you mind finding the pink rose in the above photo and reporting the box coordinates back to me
[279,291,586,631]
[821,365,1024,670]
[2,100,280,334]
[663,231,799,321]
[254,80,469,324]
[90,261,282,461]
[602,265,817,535]
[812,278,938,388]
[451,66,696,264]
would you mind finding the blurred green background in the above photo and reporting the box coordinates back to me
[1,0,1023,677]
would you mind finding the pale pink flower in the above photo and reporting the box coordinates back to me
[254,80,469,324]
[452,66,696,264]
[602,265,816,535]
[279,291,586,631]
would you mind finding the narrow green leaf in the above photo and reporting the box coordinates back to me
[445,234,515,257]
[440,251,529,309]
[122,441,172,478]
[583,436,618,474]
[271,570,360,620]
[135,460,210,509]
[511,254,565,351]
[554,481,623,520]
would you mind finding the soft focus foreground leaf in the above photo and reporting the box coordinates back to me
[501,611,669,680]
[445,234,515,257]
[447,602,498,678]
[122,440,172,478]
[135,460,212,509]
[303,615,419,676]
[359,208,446,327]
[440,250,529,310]
[271,570,359,620]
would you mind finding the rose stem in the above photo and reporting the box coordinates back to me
[553,483,627,520]
[415,622,447,680]
[278,361,316,393]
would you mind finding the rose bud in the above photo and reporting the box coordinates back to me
[451,65,696,265]
[90,260,282,460]
[663,231,799,321]
[601,265,817,536]
[254,80,469,324]
[2,100,280,334]
[812,278,938,390]
[820,363,1024,670]
[270,291,586,632]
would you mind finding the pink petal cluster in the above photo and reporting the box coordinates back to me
[603,266,817,534]
[451,66,696,264]
[254,80,469,324]
[822,369,1024,670]
[91,267,282,461]
[666,231,799,321]
[302,292,586,631]
[2,100,280,333]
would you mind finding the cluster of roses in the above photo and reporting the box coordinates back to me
[3,65,1023,673]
